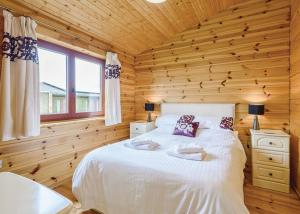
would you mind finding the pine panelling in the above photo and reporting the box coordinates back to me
[290,0,300,195]
[0,119,133,188]
[0,0,247,55]
[0,0,135,63]
[0,10,136,187]
[135,0,290,172]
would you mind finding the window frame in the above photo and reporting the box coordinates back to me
[38,40,105,122]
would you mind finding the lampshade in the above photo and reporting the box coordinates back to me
[248,104,264,115]
[145,103,154,111]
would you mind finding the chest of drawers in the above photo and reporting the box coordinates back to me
[251,129,290,193]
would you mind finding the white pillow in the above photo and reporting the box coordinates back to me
[155,114,179,128]
[155,114,222,129]
[155,125,176,134]
[194,116,223,129]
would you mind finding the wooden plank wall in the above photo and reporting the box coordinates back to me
[290,0,300,195]
[135,0,290,171]
[0,11,136,188]
[0,0,246,55]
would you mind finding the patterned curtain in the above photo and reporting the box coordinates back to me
[105,52,122,126]
[0,11,40,141]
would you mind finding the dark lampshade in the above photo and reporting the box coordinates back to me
[145,103,154,111]
[248,104,264,115]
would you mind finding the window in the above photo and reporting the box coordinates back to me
[39,48,67,115]
[38,40,105,121]
[75,58,101,113]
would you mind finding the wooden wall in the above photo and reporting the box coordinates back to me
[135,0,290,171]
[0,10,136,188]
[290,0,300,194]
[1,0,246,55]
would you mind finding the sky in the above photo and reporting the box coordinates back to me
[39,48,101,93]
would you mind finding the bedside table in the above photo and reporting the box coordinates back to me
[250,129,290,193]
[130,121,156,138]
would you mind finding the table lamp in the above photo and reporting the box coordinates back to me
[248,104,264,130]
[145,103,154,122]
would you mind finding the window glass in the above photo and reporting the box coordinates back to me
[39,48,67,115]
[75,58,102,113]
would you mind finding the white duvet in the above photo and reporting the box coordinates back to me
[72,128,249,214]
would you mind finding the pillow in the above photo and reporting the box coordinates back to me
[173,115,199,137]
[156,114,234,131]
[177,115,195,123]
[155,114,180,128]
[194,116,216,129]
[219,117,234,131]
[155,125,176,134]
[156,114,213,129]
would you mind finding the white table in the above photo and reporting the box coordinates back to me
[0,172,73,214]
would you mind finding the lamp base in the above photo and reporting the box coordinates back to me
[147,111,152,122]
[252,115,260,130]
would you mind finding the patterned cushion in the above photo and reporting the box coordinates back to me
[219,117,234,131]
[173,115,199,137]
[177,115,195,123]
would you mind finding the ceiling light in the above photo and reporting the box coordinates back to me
[146,0,167,3]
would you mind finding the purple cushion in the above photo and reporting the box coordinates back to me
[177,115,195,123]
[173,115,199,137]
[219,117,234,130]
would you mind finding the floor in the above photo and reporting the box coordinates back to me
[54,178,300,214]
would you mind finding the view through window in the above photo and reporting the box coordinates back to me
[39,48,67,115]
[38,40,104,121]
[75,58,102,113]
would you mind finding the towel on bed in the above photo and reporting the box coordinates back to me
[124,139,160,151]
[167,144,206,161]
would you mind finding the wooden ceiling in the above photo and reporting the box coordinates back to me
[2,0,246,55]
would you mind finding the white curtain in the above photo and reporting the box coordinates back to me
[105,52,122,126]
[0,11,40,141]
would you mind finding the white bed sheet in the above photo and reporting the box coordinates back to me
[72,128,249,214]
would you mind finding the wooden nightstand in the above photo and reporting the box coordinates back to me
[250,129,290,193]
[130,121,156,138]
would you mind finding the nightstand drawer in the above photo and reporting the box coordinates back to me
[253,149,289,168]
[253,164,289,184]
[130,123,147,133]
[253,179,290,193]
[252,135,289,152]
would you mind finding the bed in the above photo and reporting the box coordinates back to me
[72,103,249,214]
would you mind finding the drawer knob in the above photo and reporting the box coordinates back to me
[268,157,273,161]
[269,173,273,176]
[269,142,273,145]
[136,128,138,130]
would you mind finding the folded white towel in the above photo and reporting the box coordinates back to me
[167,144,206,161]
[177,146,205,154]
[130,139,152,146]
[124,140,160,151]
